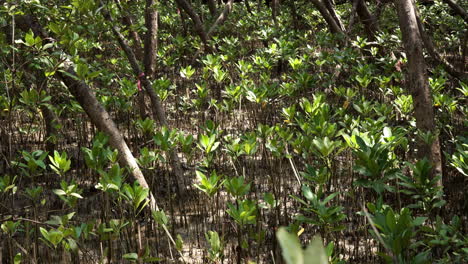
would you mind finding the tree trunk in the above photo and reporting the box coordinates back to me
[396,0,443,184]
[324,0,345,31]
[207,0,218,17]
[58,65,158,209]
[442,0,468,23]
[120,12,148,118]
[15,14,158,210]
[102,10,186,192]
[144,0,159,78]
[174,0,210,48]
[121,15,144,61]
[414,10,468,79]
[310,0,345,34]
[207,0,235,37]
[272,0,279,25]
[355,0,379,40]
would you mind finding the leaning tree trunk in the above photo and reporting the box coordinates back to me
[442,0,468,23]
[101,8,187,192]
[396,0,443,184]
[310,0,345,34]
[323,0,345,31]
[174,0,210,48]
[15,14,158,210]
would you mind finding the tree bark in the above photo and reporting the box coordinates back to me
[396,0,443,184]
[174,0,210,48]
[442,0,468,23]
[58,66,158,209]
[414,10,468,79]
[15,14,158,209]
[207,0,235,37]
[324,0,345,31]
[207,0,218,17]
[272,0,280,25]
[355,0,379,40]
[310,0,345,34]
[144,0,159,77]
[102,9,186,192]
[119,10,148,119]
[121,15,144,61]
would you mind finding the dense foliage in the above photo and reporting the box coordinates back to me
[0,0,467,263]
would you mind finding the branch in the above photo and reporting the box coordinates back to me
[415,10,468,79]
[174,0,210,48]
[310,0,345,34]
[207,0,235,37]
[442,0,468,23]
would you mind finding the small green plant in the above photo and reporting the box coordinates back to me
[135,118,156,135]
[81,133,114,173]
[15,150,48,178]
[224,176,251,197]
[422,215,468,263]
[194,170,223,197]
[398,158,445,211]
[205,231,224,262]
[53,180,83,208]
[447,136,467,177]
[180,65,196,79]
[49,151,71,177]
[154,126,178,152]
[95,163,124,193]
[293,185,346,234]
[121,182,150,216]
[40,227,64,249]
[353,136,399,195]
[364,204,429,263]
[227,199,257,226]
[0,175,17,194]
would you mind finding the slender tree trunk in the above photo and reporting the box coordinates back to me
[15,14,158,210]
[310,0,345,34]
[102,10,186,192]
[207,0,218,17]
[324,0,345,31]
[244,0,254,15]
[442,0,468,23]
[414,10,468,79]
[346,0,360,34]
[355,0,379,40]
[119,11,148,119]
[121,15,144,61]
[396,0,443,184]
[174,0,210,48]
[272,0,279,25]
[207,0,235,37]
[289,0,300,30]
[144,0,159,78]
[59,64,159,207]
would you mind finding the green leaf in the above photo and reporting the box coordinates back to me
[276,227,303,264]
[123,253,138,261]
[14,253,22,264]
[304,236,328,264]
[53,189,67,196]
